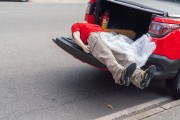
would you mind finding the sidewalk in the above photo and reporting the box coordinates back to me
[144,105,180,120]
[124,99,180,120]
[30,0,87,3]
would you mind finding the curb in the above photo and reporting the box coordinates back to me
[95,97,171,120]
[124,99,180,120]
[123,107,164,120]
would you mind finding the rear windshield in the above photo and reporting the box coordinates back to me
[120,0,180,16]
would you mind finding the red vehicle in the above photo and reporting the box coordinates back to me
[53,0,180,99]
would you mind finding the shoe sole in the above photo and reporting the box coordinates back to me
[124,63,137,86]
[142,65,156,88]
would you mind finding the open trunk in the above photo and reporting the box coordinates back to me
[95,0,166,39]
[53,0,173,76]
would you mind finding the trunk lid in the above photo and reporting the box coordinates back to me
[105,0,167,16]
[105,0,180,17]
[126,0,180,17]
[53,38,107,70]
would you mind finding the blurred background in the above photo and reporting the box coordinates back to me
[0,0,87,3]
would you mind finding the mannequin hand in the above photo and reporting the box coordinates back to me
[83,45,91,53]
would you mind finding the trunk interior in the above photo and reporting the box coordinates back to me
[96,0,164,39]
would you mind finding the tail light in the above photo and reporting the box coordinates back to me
[149,21,180,38]
[86,1,96,15]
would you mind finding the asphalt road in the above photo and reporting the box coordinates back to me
[0,2,169,120]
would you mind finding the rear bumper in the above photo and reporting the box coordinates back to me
[53,37,180,80]
[143,54,180,80]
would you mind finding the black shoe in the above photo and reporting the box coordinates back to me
[123,63,137,86]
[140,65,156,88]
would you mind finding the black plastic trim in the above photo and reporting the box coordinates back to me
[53,37,106,69]
[143,54,180,80]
